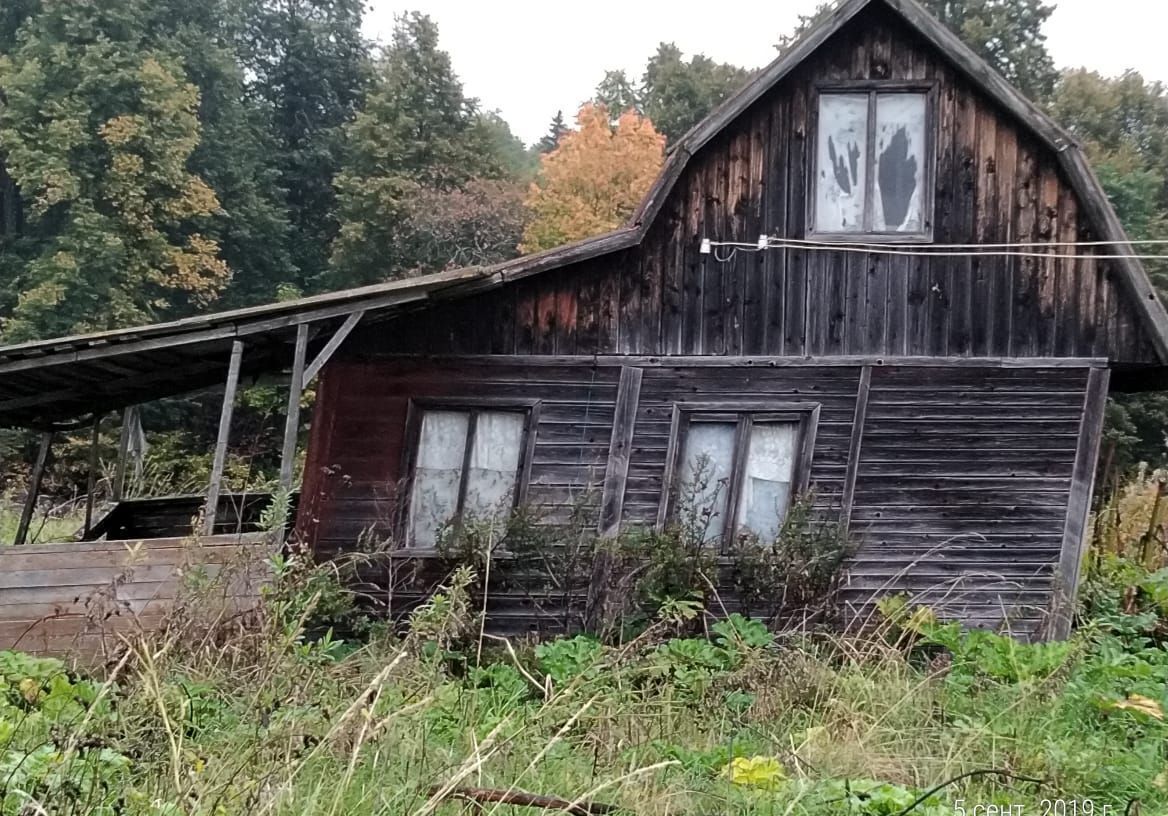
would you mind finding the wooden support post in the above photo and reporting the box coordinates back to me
[14,430,52,546]
[1050,366,1110,640]
[840,365,872,533]
[280,323,309,490]
[587,366,643,634]
[83,414,101,537]
[113,407,132,502]
[203,341,244,536]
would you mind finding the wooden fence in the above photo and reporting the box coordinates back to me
[0,533,274,657]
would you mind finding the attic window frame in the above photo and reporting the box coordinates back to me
[807,80,938,243]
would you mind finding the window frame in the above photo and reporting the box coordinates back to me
[400,397,541,547]
[656,401,821,551]
[807,80,938,243]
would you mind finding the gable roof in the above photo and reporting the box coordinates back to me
[0,0,1165,428]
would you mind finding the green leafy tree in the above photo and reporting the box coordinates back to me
[923,0,1057,101]
[244,0,369,293]
[146,0,295,308]
[641,43,751,143]
[1050,71,1168,471]
[330,12,522,286]
[0,0,228,341]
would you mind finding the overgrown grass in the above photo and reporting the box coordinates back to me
[0,495,85,546]
[0,473,1164,814]
[0,540,1164,816]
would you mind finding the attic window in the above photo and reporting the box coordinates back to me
[811,87,933,239]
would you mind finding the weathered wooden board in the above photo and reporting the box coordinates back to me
[0,533,273,656]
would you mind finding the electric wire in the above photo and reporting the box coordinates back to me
[707,237,1168,264]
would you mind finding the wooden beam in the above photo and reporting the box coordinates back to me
[597,366,643,537]
[303,310,364,385]
[279,324,309,490]
[202,341,244,536]
[841,366,873,533]
[113,406,132,502]
[14,431,52,546]
[1049,367,1110,640]
[83,414,101,537]
[359,353,1111,370]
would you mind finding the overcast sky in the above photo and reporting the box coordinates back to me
[363,0,1168,146]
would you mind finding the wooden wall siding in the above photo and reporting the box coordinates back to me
[844,366,1090,637]
[0,534,272,656]
[302,356,1093,637]
[620,365,863,526]
[361,4,1157,366]
[301,358,622,561]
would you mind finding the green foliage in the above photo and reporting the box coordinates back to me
[592,43,751,144]
[330,12,525,287]
[244,0,369,293]
[727,495,852,622]
[642,43,752,143]
[918,620,1075,682]
[535,635,604,686]
[0,0,229,341]
[535,109,568,154]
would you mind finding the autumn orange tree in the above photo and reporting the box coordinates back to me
[520,103,664,253]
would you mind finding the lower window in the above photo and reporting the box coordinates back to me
[660,403,819,550]
[405,400,538,547]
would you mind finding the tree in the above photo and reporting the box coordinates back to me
[594,70,642,117]
[145,0,295,308]
[520,103,664,254]
[641,43,751,143]
[1049,70,1168,470]
[536,110,569,154]
[330,12,522,286]
[394,179,527,274]
[244,0,369,293]
[0,0,228,341]
[923,0,1057,101]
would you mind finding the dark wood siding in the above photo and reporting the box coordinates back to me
[362,4,1156,365]
[301,356,1096,637]
[845,365,1090,637]
[301,358,621,561]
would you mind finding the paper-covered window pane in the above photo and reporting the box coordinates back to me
[815,94,869,232]
[465,411,524,520]
[736,422,797,541]
[680,422,736,542]
[874,93,927,232]
[410,411,469,547]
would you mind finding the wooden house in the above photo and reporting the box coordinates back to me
[2,0,1167,643]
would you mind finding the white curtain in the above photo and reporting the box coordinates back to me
[409,411,469,547]
[680,422,736,541]
[737,422,797,541]
[464,411,524,519]
[816,93,869,232]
